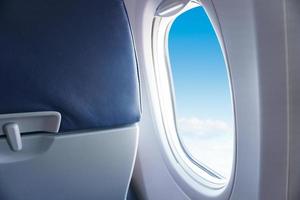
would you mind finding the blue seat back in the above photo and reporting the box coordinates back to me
[0,0,140,131]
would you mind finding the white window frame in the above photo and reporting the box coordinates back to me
[152,2,236,189]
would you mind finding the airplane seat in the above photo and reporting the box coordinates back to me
[0,0,140,199]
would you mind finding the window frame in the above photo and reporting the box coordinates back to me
[152,2,236,189]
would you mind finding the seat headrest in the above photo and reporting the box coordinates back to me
[0,0,140,131]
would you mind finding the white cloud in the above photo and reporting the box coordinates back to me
[177,117,232,135]
[177,117,234,178]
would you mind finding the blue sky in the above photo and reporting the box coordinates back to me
[168,6,234,178]
[169,6,232,123]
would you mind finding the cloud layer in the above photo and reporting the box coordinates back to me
[178,117,234,178]
[177,117,232,135]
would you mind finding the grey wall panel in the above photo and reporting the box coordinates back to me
[287,0,300,199]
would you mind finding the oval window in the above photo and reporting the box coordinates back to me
[167,6,234,180]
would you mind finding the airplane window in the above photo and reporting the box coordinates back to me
[168,6,234,179]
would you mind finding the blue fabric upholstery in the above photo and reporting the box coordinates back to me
[0,0,140,131]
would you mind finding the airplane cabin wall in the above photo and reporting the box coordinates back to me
[124,0,295,199]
